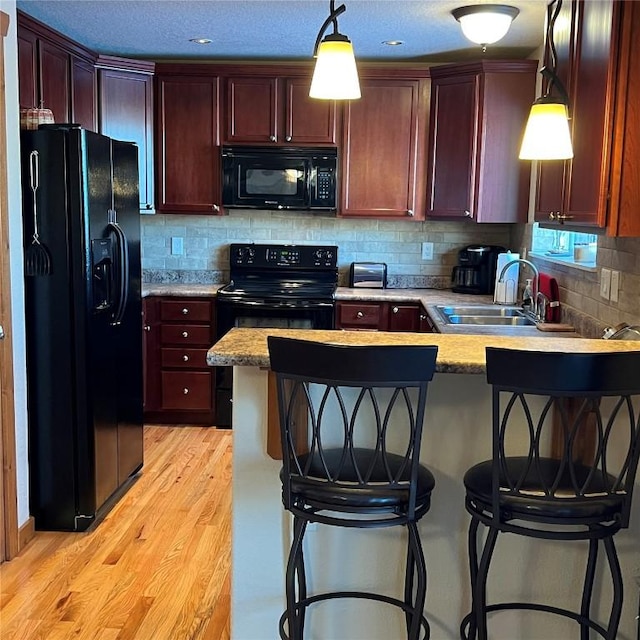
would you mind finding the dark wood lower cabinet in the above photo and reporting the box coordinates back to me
[143,296,216,425]
[335,301,435,332]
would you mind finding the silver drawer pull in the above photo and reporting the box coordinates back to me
[183,388,189,395]
[182,331,189,338]
[420,314,427,321]
[183,355,189,362]
[182,308,189,315]
[392,306,399,314]
[143,324,151,332]
[356,311,364,318]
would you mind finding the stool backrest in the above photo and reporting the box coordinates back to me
[268,337,438,519]
[485,347,640,528]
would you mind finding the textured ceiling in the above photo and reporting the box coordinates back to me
[16,0,547,62]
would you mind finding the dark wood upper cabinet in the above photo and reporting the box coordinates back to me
[340,76,429,219]
[224,75,337,145]
[535,0,618,230]
[427,60,537,223]
[17,12,97,130]
[156,75,223,214]
[71,58,96,130]
[98,60,155,212]
[39,40,71,124]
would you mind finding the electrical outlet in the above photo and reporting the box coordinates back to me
[171,236,184,256]
[600,267,611,300]
[610,269,620,303]
[421,242,434,260]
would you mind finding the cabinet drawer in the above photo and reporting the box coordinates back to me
[160,299,212,322]
[161,347,209,369]
[160,324,211,345]
[337,303,382,329]
[161,371,212,410]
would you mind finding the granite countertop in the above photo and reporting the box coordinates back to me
[142,283,579,337]
[207,327,640,374]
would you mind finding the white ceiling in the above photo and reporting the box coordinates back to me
[16,0,547,62]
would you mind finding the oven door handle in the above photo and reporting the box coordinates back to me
[218,299,335,310]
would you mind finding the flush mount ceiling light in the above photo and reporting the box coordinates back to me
[452,4,519,51]
[309,0,361,100]
[189,37,212,45]
[519,0,574,160]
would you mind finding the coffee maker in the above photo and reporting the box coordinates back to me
[451,245,506,294]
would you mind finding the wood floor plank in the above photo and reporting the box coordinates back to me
[0,426,232,640]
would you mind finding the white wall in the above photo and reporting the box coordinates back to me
[3,0,30,527]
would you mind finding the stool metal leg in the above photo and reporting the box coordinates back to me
[461,517,481,640]
[404,521,427,640]
[580,538,598,640]
[603,535,623,640]
[283,516,308,640]
[472,523,499,640]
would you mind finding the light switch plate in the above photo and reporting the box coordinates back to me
[171,236,184,256]
[421,242,434,260]
[600,267,611,300]
[610,270,620,303]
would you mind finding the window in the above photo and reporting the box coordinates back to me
[530,224,597,266]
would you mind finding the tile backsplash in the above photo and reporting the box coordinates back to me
[141,211,512,287]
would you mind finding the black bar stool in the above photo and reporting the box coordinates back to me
[461,347,640,640]
[268,336,439,640]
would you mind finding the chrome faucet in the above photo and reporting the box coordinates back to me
[497,258,543,321]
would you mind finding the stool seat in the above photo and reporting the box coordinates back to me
[464,457,624,523]
[287,447,435,513]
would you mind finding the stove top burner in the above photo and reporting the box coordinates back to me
[222,243,338,302]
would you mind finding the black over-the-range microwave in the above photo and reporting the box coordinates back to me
[221,146,338,212]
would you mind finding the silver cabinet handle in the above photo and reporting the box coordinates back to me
[143,324,151,332]
[182,331,189,338]
[392,306,399,314]
[183,354,189,362]
[286,135,292,142]
[212,204,220,212]
[182,308,189,315]
[269,135,277,142]
[356,311,364,318]
[183,388,189,395]
[407,210,414,217]
[0,325,4,340]
[419,314,427,321]
[549,211,574,222]
[464,210,472,217]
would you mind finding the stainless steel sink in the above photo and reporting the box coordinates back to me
[435,304,536,327]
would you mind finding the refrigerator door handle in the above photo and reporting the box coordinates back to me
[107,220,129,325]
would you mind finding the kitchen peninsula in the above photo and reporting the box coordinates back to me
[207,328,640,640]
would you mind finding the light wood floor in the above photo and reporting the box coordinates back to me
[0,426,232,640]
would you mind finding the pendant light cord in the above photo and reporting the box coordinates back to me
[313,0,347,55]
[540,0,570,105]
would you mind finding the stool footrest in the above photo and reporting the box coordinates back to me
[279,590,430,640]
[460,601,610,639]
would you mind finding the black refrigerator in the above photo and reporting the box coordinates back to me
[20,125,143,531]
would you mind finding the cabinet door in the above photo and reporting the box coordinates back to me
[142,297,161,412]
[71,58,96,131]
[225,76,278,143]
[418,308,437,333]
[17,28,38,108]
[39,40,70,123]
[156,76,222,214]
[388,304,420,332]
[285,78,337,144]
[535,0,575,222]
[427,74,478,219]
[563,0,617,228]
[99,69,154,212]
[340,79,428,219]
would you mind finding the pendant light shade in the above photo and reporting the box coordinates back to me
[519,101,574,160]
[452,5,519,48]
[519,0,574,160]
[310,1,361,100]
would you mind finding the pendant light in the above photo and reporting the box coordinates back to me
[519,0,573,160]
[309,0,361,100]
[452,5,519,52]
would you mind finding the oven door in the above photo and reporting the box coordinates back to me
[214,299,335,428]
[222,150,309,210]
